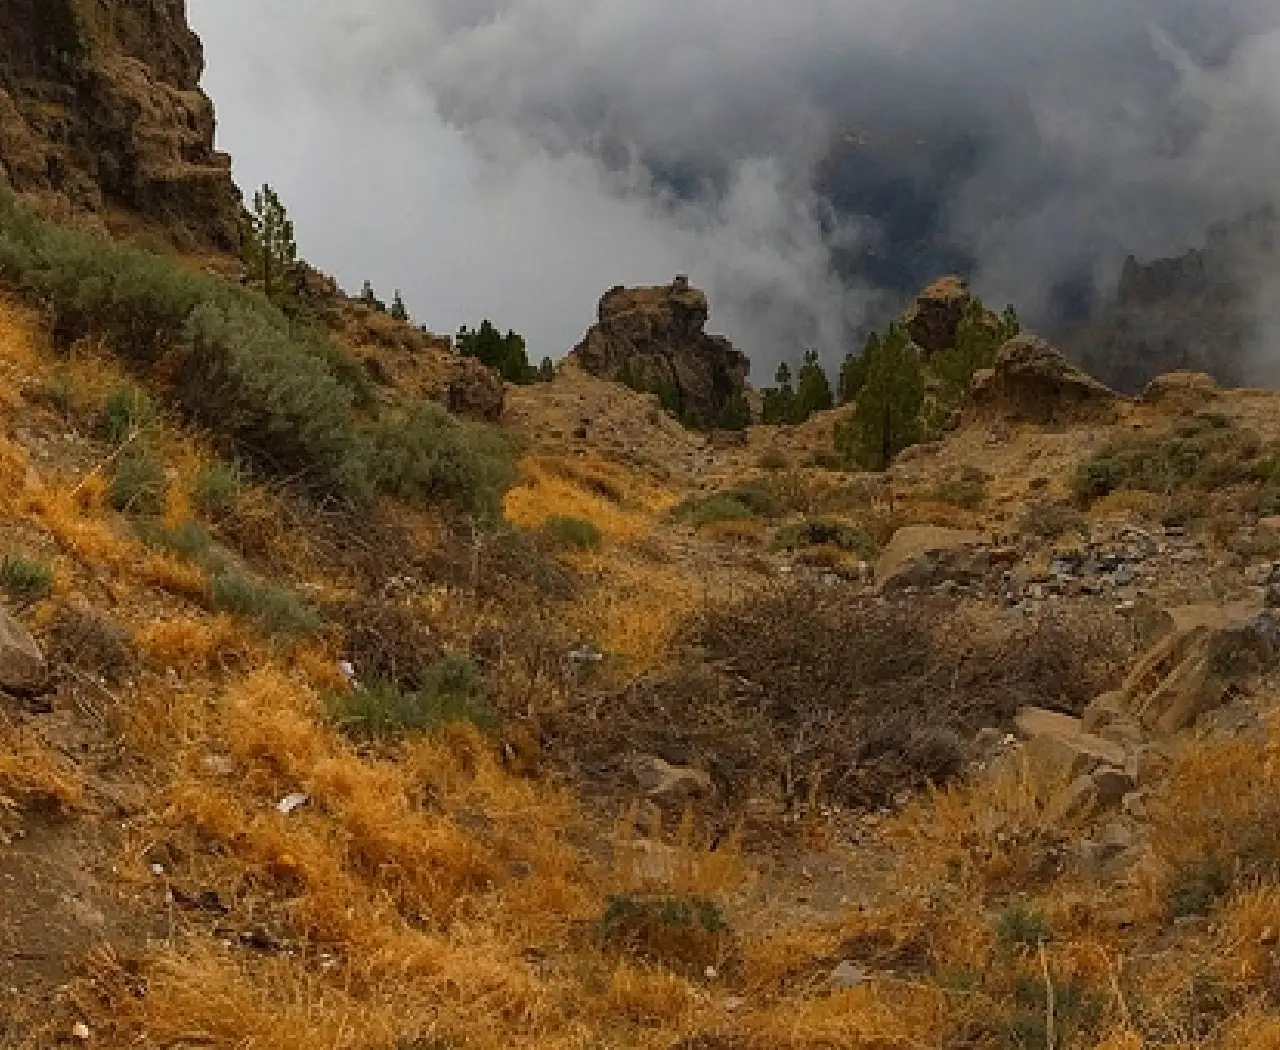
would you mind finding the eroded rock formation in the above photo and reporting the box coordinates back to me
[0,0,242,249]
[570,277,750,430]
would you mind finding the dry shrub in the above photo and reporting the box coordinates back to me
[331,594,442,690]
[48,603,135,682]
[134,615,256,674]
[596,894,732,978]
[545,585,1133,813]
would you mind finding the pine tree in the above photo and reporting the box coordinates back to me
[456,320,535,384]
[762,361,797,425]
[836,322,924,470]
[839,335,877,404]
[360,280,385,312]
[538,357,555,382]
[242,184,297,304]
[390,289,409,322]
[794,349,834,421]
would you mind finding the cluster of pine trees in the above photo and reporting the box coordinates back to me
[754,298,1020,470]
[455,319,554,385]
[834,299,1020,469]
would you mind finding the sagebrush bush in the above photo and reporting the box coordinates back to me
[597,894,731,977]
[210,570,321,636]
[0,190,509,514]
[367,402,515,517]
[541,515,603,551]
[932,465,990,509]
[0,554,52,605]
[1074,415,1263,507]
[327,655,494,739]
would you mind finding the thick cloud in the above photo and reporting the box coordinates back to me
[188,0,1280,374]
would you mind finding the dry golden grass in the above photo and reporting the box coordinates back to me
[504,453,680,544]
[0,733,86,815]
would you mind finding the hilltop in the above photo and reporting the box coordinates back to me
[6,6,1280,1050]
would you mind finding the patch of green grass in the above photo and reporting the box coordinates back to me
[193,460,244,519]
[210,570,321,637]
[994,903,1051,951]
[541,515,603,551]
[135,519,221,565]
[674,482,782,529]
[327,655,494,739]
[770,518,877,558]
[0,554,53,605]
[110,450,168,515]
[99,384,157,443]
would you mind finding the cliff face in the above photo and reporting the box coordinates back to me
[570,277,750,430]
[1066,209,1279,393]
[0,0,242,249]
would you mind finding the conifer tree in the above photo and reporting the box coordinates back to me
[795,349,834,420]
[360,280,385,312]
[839,334,877,404]
[242,184,297,304]
[836,322,924,470]
[390,289,409,322]
[538,357,555,382]
[762,361,796,425]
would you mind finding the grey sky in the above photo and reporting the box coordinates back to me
[187,1,1280,373]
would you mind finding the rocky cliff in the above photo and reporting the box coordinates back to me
[1066,208,1279,393]
[0,0,242,249]
[570,277,750,430]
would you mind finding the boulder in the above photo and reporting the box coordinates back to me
[447,357,506,422]
[569,278,750,430]
[1141,372,1220,412]
[903,275,971,355]
[1105,601,1279,734]
[874,526,984,592]
[630,755,714,804]
[970,335,1121,425]
[0,605,46,694]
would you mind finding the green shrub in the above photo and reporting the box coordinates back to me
[327,655,494,739]
[994,903,1050,951]
[674,482,782,529]
[0,554,53,604]
[177,302,368,497]
[99,384,157,443]
[135,519,220,565]
[367,402,515,516]
[210,570,321,636]
[770,519,877,558]
[193,460,244,519]
[1074,417,1262,507]
[541,515,603,551]
[110,450,168,515]
[1018,501,1087,540]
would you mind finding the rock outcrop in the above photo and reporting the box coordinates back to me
[447,357,506,423]
[570,277,750,430]
[1064,208,1278,393]
[903,275,971,354]
[970,334,1121,425]
[0,0,242,249]
[0,604,45,694]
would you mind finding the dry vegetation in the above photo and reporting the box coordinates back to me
[8,228,1280,1050]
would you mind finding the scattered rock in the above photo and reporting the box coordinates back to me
[875,526,984,593]
[1106,601,1279,734]
[276,793,310,816]
[630,756,714,803]
[1140,371,1220,411]
[827,960,868,989]
[0,605,46,694]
